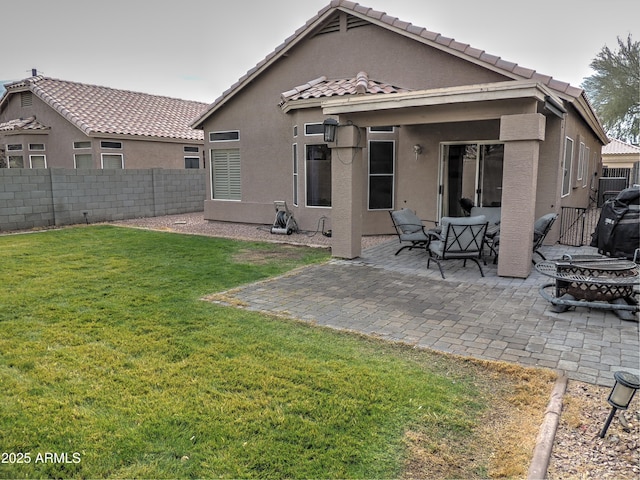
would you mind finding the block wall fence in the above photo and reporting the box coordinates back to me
[0,169,205,231]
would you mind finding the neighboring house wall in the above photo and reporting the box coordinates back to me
[0,168,205,231]
[0,78,206,170]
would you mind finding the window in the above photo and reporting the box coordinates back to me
[583,147,590,187]
[304,123,324,136]
[368,141,394,210]
[29,155,46,168]
[211,149,241,200]
[293,125,298,137]
[577,142,585,183]
[368,126,394,133]
[74,141,91,149]
[184,157,200,169]
[7,144,22,151]
[75,154,93,169]
[29,143,45,151]
[562,137,573,197]
[209,131,239,142]
[292,144,298,206]
[102,153,123,169]
[8,155,24,168]
[100,141,122,149]
[184,146,199,153]
[305,144,331,207]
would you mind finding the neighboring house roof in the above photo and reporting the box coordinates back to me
[192,0,607,143]
[602,138,640,155]
[0,76,208,141]
[0,116,50,132]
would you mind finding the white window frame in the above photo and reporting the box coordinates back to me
[28,143,45,151]
[101,153,124,169]
[73,141,91,149]
[368,126,395,133]
[562,137,573,197]
[583,146,590,187]
[29,154,47,168]
[577,142,585,183]
[7,144,23,151]
[304,123,324,137]
[8,155,24,168]
[184,156,200,169]
[100,141,122,149]
[74,153,94,169]
[292,143,298,207]
[210,149,241,201]
[209,131,240,143]
[304,143,332,208]
[368,140,395,211]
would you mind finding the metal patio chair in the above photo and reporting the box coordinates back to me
[427,215,488,278]
[389,208,437,255]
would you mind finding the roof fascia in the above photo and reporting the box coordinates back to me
[571,93,609,144]
[321,80,555,114]
[86,132,203,144]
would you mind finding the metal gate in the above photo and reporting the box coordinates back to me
[558,206,600,246]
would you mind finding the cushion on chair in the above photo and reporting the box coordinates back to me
[533,213,557,240]
[430,215,486,257]
[391,208,424,234]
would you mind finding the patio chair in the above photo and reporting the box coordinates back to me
[389,208,437,255]
[532,213,558,262]
[427,215,488,278]
[491,213,558,264]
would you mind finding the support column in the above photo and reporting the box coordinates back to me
[498,113,546,278]
[329,125,364,259]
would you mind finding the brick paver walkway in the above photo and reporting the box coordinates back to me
[215,241,639,386]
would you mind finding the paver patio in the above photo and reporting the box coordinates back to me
[215,241,639,386]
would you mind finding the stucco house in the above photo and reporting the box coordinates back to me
[602,139,640,170]
[0,76,208,170]
[192,0,608,278]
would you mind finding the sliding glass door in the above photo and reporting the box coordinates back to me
[440,143,504,217]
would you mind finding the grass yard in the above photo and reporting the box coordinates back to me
[0,226,555,479]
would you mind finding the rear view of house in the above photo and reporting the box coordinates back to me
[192,0,607,278]
[0,76,208,170]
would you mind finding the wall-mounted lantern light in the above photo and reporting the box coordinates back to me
[413,144,423,160]
[599,371,640,438]
[323,118,339,143]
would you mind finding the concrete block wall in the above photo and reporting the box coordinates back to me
[0,169,205,231]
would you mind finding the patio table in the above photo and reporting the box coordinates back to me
[535,255,639,317]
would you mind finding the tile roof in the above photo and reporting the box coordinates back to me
[192,0,586,128]
[602,138,640,155]
[3,77,208,141]
[0,116,50,132]
[280,72,410,105]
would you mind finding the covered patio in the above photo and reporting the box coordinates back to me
[323,80,567,278]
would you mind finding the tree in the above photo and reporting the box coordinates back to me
[582,34,639,144]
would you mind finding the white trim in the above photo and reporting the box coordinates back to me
[292,143,298,207]
[367,139,395,211]
[562,137,573,198]
[304,143,332,208]
[209,130,240,142]
[304,123,324,136]
[101,153,124,169]
[29,154,47,169]
[74,153,93,169]
[28,143,45,151]
[73,141,91,149]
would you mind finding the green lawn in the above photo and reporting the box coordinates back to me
[0,226,552,479]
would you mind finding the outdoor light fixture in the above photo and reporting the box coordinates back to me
[323,118,338,143]
[413,144,423,160]
[599,371,640,438]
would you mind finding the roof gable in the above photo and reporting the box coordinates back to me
[2,76,208,141]
[192,0,587,129]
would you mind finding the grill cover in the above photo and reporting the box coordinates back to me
[591,186,640,259]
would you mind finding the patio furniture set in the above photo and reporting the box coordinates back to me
[389,204,639,320]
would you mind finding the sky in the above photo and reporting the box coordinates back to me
[1,0,638,103]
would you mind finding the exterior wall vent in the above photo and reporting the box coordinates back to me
[21,92,33,107]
